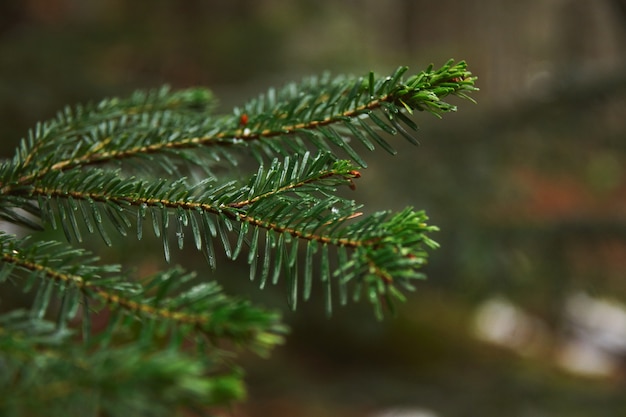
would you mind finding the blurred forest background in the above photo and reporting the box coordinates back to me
[1,1,626,416]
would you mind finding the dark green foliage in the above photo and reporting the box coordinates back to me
[0,60,477,415]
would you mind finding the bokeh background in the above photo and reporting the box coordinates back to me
[1,1,626,416]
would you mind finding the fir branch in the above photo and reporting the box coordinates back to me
[5,148,441,314]
[9,86,218,185]
[0,59,479,414]
[0,233,284,353]
[7,60,476,187]
[0,310,245,416]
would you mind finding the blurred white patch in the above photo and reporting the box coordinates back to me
[557,338,618,378]
[555,293,626,377]
[370,408,438,417]
[473,297,548,356]
[474,293,626,378]
[565,293,626,353]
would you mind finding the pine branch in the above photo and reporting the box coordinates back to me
[1,61,477,316]
[7,150,439,315]
[0,311,245,417]
[7,60,476,183]
[8,86,218,186]
[0,60,477,413]
[0,232,285,354]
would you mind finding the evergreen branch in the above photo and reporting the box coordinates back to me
[227,153,362,209]
[7,60,476,188]
[18,86,216,166]
[0,310,245,416]
[0,233,285,353]
[6,151,359,237]
[0,59,479,413]
[8,86,219,186]
[5,149,439,314]
[177,201,435,315]
[1,61,477,318]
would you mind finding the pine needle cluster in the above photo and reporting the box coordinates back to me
[0,60,477,415]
